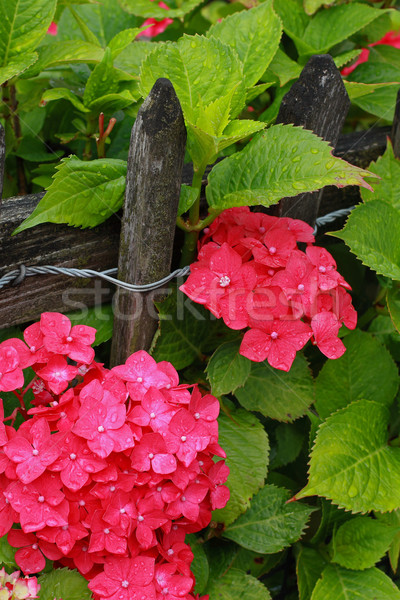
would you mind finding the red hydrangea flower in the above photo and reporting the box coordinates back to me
[89,556,156,600]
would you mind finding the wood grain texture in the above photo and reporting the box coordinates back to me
[276,54,351,224]
[0,123,5,205]
[110,78,186,365]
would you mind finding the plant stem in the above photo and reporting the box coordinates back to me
[83,117,96,161]
[12,390,28,420]
[180,167,205,266]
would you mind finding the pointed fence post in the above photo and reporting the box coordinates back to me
[391,88,400,158]
[110,78,186,367]
[275,54,350,225]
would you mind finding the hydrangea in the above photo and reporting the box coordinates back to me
[0,313,227,600]
[180,208,356,371]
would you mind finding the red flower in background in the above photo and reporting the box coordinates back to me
[137,0,173,39]
[341,30,400,76]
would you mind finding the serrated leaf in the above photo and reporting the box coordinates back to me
[332,516,398,570]
[311,498,349,544]
[303,0,336,15]
[114,41,153,78]
[223,484,314,553]
[178,185,198,217]
[315,330,399,419]
[119,0,204,19]
[297,399,400,512]
[187,535,209,595]
[13,156,127,233]
[0,0,57,66]
[139,35,244,125]
[86,90,134,113]
[235,354,314,423]
[206,340,251,397]
[267,48,302,87]
[297,546,328,600]
[230,547,283,578]
[361,139,400,208]
[65,305,113,346]
[388,286,400,335]
[14,137,63,163]
[152,288,215,370]
[38,568,91,600]
[368,315,400,362]
[311,565,400,600]
[270,422,305,469]
[206,568,271,599]
[213,406,269,525]
[84,47,118,107]
[300,4,389,59]
[206,124,375,210]
[108,27,144,59]
[351,83,399,121]
[0,53,37,85]
[207,0,282,88]
[22,41,104,79]
[41,88,89,113]
[333,49,363,70]
[332,200,400,281]
[273,0,311,57]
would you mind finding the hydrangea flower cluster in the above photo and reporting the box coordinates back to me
[180,207,357,371]
[0,313,229,600]
[0,568,39,600]
[137,0,173,38]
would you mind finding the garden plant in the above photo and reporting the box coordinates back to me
[2,0,400,599]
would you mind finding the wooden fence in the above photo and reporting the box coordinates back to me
[0,54,398,363]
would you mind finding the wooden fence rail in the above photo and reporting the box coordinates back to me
[0,55,398,361]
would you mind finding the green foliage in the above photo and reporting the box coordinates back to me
[297,546,328,600]
[119,0,205,19]
[205,568,272,599]
[235,354,314,422]
[207,0,282,88]
[206,125,376,210]
[0,535,17,569]
[65,305,114,345]
[187,535,209,594]
[14,156,127,233]
[213,406,269,525]
[315,330,399,419]
[332,516,399,570]
[297,400,400,512]
[310,565,400,600]
[206,340,251,397]
[388,286,400,334]
[38,568,92,600]
[223,484,314,553]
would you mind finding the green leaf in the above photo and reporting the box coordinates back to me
[315,330,399,419]
[152,288,216,370]
[213,406,269,525]
[270,422,305,469]
[333,49,363,70]
[86,90,135,114]
[206,124,375,210]
[296,399,400,512]
[139,35,244,124]
[0,52,37,85]
[267,48,302,87]
[332,200,400,281]
[311,565,400,600]
[303,0,336,15]
[223,484,314,553]
[388,286,400,335]
[108,27,144,59]
[13,156,127,233]
[206,569,271,600]
[0,535,17,569]
[300,4,389,59]
[311,498,349,544]
[368,315,400,362]
[361,140,400,208]
[206,340,251,397]
[119,0,204,19]
[332,516,398,570]
[65,305,113,346]
[22,41,104,78]
[38,568,91,600]
[41,88,89,113]
[296,546,328,600]
[14,136,63,163]
[69,4,101,45]
[84,47,118,107]
[235,354,314,423]
[273,0,310,57]
[229,547,283,578]
[114,41,152,79]
[351,83,399,121]
[0,0,57,66]
[376,510,400,572]
[187,535,209,595]
[178,185,198,217]
[207,0,282,88]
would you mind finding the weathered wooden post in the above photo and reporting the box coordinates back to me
[276,54,350,225]
[391,88,400,158]
[110,78,186,366]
